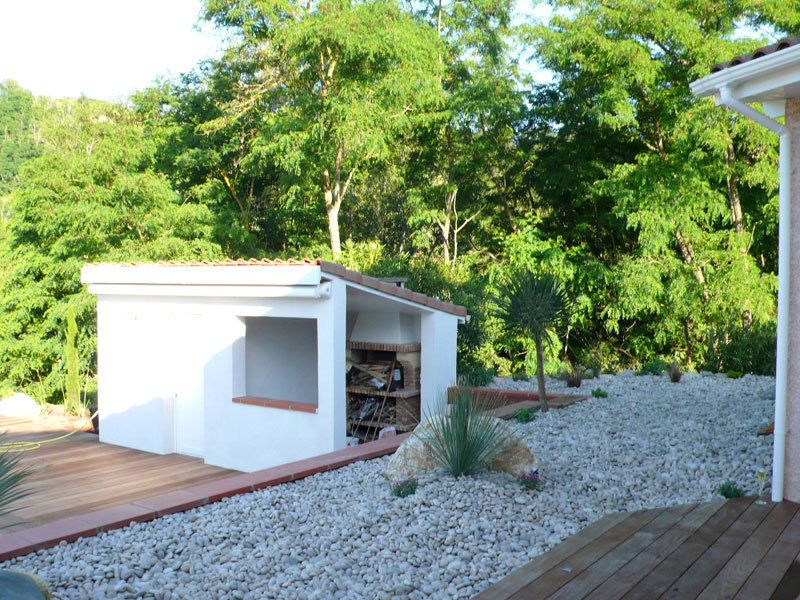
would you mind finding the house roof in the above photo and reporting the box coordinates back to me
[691,35,800,103]
[82,258,468,318]
[711,35,800,74]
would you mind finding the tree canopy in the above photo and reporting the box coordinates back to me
[0,0,794,401]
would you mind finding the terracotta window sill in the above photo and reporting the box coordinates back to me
[232,396,318,414]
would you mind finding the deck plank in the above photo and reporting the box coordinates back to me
[0,416,236,534]
[769,553,800,600]
[658,498,773,599]
[507,508,667,600]
[696,500,800,600]
[473,513,632,600]
[478,497,800,600]
[548,503,698,600]
[736,508,800,600]
[586,499,727,600]
[618,496,755,600]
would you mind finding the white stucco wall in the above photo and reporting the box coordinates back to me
[420,311,459,419]
[90,268,461,473]
[95,287,347,472]
[244,316,318,405]
[348,311,421,345]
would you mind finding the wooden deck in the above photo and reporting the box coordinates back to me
[0,415,235,533]
[475,496,800,600]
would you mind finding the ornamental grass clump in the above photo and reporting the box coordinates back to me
[422,389,514,477]
[666,361,682,383]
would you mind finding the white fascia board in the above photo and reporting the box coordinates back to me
[87,282,332,299]
[690,45,800,101]
[81,264,322,287]
[344,281,467,324]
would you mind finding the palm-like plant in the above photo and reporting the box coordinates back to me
[494,272,569,412]
[0,435,33,527]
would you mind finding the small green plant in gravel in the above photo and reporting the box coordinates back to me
[391,478,418,498]
[518,470,542,491]
[511,370,529,382]
[592,388,608,398]
[637,359,667,376]
[513,407,538,423]
[719,480,745,499]
[726,370,744,379]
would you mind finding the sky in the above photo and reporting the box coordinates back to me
[0,0,557,103]
[0,0,225,102]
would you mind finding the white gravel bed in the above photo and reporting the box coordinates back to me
[3,372,774,599]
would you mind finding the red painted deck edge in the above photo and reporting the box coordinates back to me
[0,433,409,561]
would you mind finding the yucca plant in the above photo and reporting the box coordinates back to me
[0,436,33,527]
[494,271,569,412]
[421,389,514,477]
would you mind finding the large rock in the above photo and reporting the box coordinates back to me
[0,393,40,417]
[488,437,538,477]
[0,570,50,599]
[385,418,537,480]
[385,422,438,481]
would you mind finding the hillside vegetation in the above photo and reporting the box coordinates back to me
[0,0,791,403]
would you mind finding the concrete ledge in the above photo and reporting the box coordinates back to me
[0,432,409,561]
[232,396,318,414]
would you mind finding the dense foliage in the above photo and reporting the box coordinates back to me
[0,0,793,403]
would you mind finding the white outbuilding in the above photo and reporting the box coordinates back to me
[81,259,466,472]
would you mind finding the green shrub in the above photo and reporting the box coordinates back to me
[511,370,529,382]
[513,407,538,423]
[704,323,776,376]
[592,388,608,398]
[518,470,542,491]
[459,364,496,387]
[718,480,745,499]
[421,389,514,477]
[727,370,744,379]
[391,478,418,498]
[636,359,668,376]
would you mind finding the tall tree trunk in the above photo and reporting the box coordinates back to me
[675,228,709,300]
[326,191,342,256]
[534,333,548,412]
[436,186,455,263]
[725,142,744,236]
[322,144,355,257]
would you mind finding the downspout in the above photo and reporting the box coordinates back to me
[717,86,790,502]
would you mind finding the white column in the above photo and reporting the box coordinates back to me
[420,311,458,419]
[318,278,347,449]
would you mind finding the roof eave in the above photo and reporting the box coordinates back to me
[691,44,800,103]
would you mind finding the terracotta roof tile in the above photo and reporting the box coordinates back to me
[87,258,321,267]
[710,35,800,73]
[85,258,468,318]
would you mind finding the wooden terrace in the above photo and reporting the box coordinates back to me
[0,415,235,533]
[475,496,800,600]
